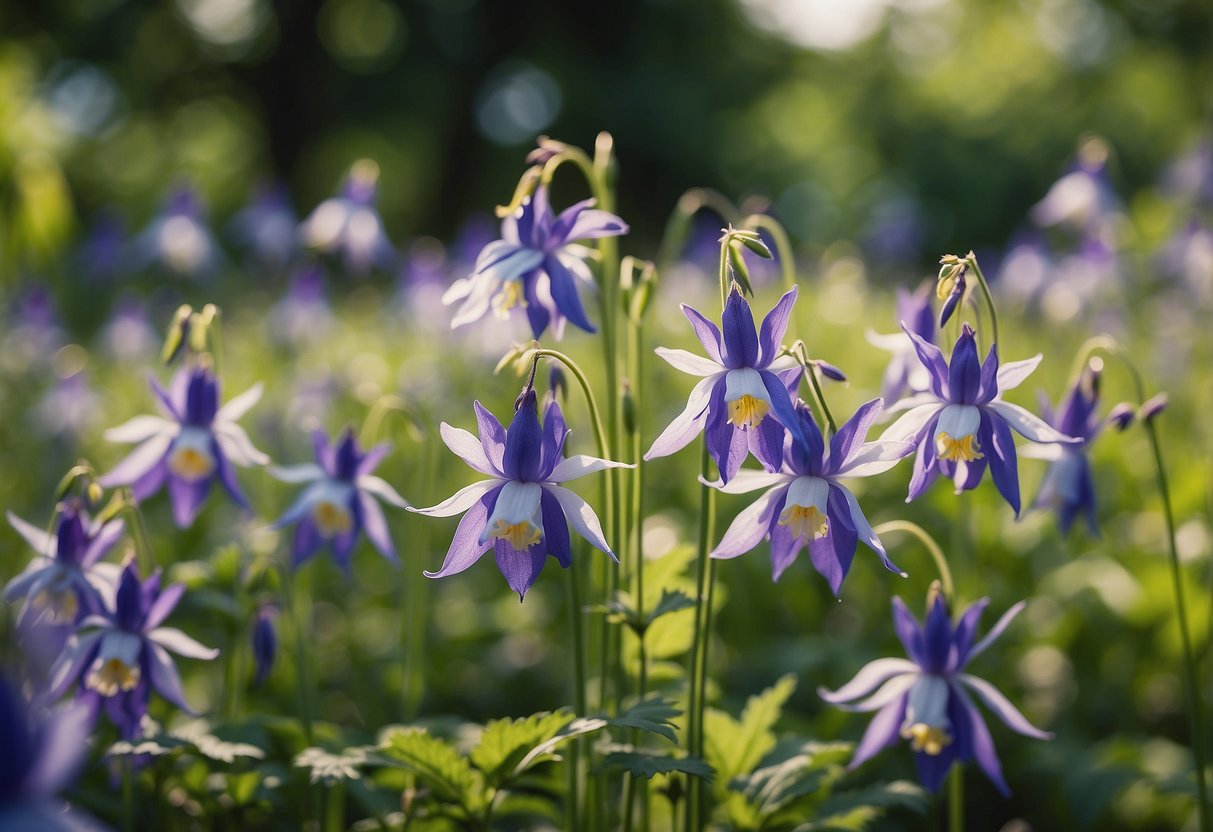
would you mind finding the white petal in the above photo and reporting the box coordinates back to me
[408,480,498,517]
[357,474,410,508]
[832,671,918,713]
[440,422,498,476]
[654,347,723,377]
[988,401,1082,445]
[724,367,769,403]
[865,329,910,352]
[936,404,981,441]
[1018,443,1066,461]
[449,275,499,329]
[481,481,543,544]
[268,464,326,483]
[995,354,1043,392]
[840,485,890,563]
[547,455,633,483]
[216,382,264,422]
[214,423,270,467]
[441,276,473,304]
[148,627,220,660]
[879,402,943,443]
[545,483,615,557]
[958,673,1053,740]
[7,511,55,557]
[700,469,789,495]
[786,476,830,513]
[834,440,915,478]
[103,415,178,444]
[818,658,919,704]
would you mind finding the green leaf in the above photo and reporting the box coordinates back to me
[294,746,375,784]
[604,749,713,781]
[645,589,695,626]
[469,710,575,785]
[730,742,851,821]
[512,717,609,776]
[705,675,797,797]
[380,727,483,808]
[229,770,264,805]
[804,781,930,830]
[611,695,682,744]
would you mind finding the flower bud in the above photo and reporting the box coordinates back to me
[549,366,568,403]
[252,606,277,689]
[1139,393,1168,422]
[1106,402,1135,431]
[813,360,847,383]
[622,380,637,436]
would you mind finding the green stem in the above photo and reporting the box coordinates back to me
[656,188,739,276]
[963,252,999,350]
[686,442,716,832]
[790,344,838,436]
[567,565,587,831]
[119,495,156,574]
[325,782,345,832]
[949,765,964,832]
[872,521,953,601]
[282,562,315,746]
[738,213,797,292]
[123,759,134,832]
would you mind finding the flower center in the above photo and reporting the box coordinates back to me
[487,519,542,550]
[311,499,353,538]
[778,504,829,541]
[935,431,982,462]
[87,657,141,697]
[168,429,216,481]
[727,395,769,430]
[493,280,526,317]
[901,722,952,756]
[32,586,78,625]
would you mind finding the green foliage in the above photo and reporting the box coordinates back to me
[604,748,714,781]
[705,674,798,795]
[380,728,485,812]
[469,709,576,785]
[610,695,682,744]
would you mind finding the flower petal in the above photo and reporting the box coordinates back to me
[215,382,263,423]
[757,286,798,367]
[145,582,186,630]
[901,325,948,398]
[268,464,326,484]
[423,489,497,578]
[879,403,943,445]
[644,375,717,460]
[358,474,409,508]
[409,480,498,517]
[7,511,54,557]
[988,401,1081,445]
[710,485,784,559]
[104,415,177,444]
[967,600,1026,662]
[847,695,908,771]
[474,402,508,472]
[546,454,633,483]
[98,435,173,487]
[654,347,723,377]
[700,469,789,495]
[839,485,899,574]
[148,627,220,659]
[359,491,398,562]
[995,354,1043,392]
[818,657,919,704]
[544,484,616,558]
[959,673,1053,741]
[829,671,918,713]
[147,641,194,713]
[829,397,884,470]
[544,253,597,333]
[952,683,1011,796]
[680,304,725,365]
[214,423,270,467]
[720,289,759,368]
[832,440,915,478]
[439,423,498,476]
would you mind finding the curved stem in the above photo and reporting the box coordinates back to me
[963,252,999,350]
[526,349,611,461]
[655,188,739,276]
[789,342,838,436]
[685,442,716,832]
[118,495,155,575]
[360,394,422,448]
[738,213,797,292]
[872,521,953,601]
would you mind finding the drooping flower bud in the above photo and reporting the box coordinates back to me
[1139,393,1168,422]
[1106,402,1135,431]
[252,606,277,689]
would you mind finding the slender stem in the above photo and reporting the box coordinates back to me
[526,349,611,462]
[738,213,797,292]
[655,188,738,276]
[949,765,964,832]
[963,252,999,349]
[872,521,953,601]
[793,345,838,436]
[686,442,716,832]
[123,759,134,832]
[282,562,315,745]
[567,565,587,831]
[325,782,345,832]
[119,496,156,574]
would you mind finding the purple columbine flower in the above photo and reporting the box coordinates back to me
[298,160,395,275]
[866,285,936,404]
[410,389,630,600]
[251,606,276,689]
[819,594,1052,795]
[98,365,269,528]
[269,429,409,570]
[442,185,629,340]
[0,676,100,832]
[644,287,804,484]
[130,186,221,279]
[879,324,1079,513]
[1022,366,1110,534]
[229,183,299,270]
[707,398,911,593]
[47,562,218,738]
[5,502,124,628]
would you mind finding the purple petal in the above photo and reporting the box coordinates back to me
[503,390,543,481]
[757,286,798,367]
[720,289,759,368]
[829,398,884,472]
[952,683,1011,796]
[540,489,572,567]
[644,375,716,460]
[98,435,173,489]
[131,458,169,503]
[144,583,185,630]
[168,475,212,528]
[292,519,324,568]
[547,198,595,242]
[807,487,859,596]
[985,411,1021,515]
[847,695,908,771]
[948,598,990,672]
[523,273,553,339]
[906,419,941,502]
[538,399,570,481]
[313,429,335,475]
[768,518,806,581]
[46,632,102,700]
[214,444,251,510]
[360,492,398,562]
[710,485,784,560]
[494,538,546,601]
[760,369,807,449]
[543,254,596,333]
[559,205,629,243]
[148,375,181,420]
[891,597,925,666]
[423,488,498,579]
[976,343,1001,404]
[357,443,391,476]
[22,699,94,797]
[921,594,952,673]
[473,402,508,473]
[901,325,949,399]
[681,304,725,365]
[746,410,785,473]
[147,642,193,713]
[81,519,125,568]
[948,325,982,404]
[967,600,1026,662]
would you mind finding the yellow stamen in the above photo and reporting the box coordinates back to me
[168,446,215,480]
[311,500,353,537]
[487,519,542,550]
[728,395,769,430]
[901,722,952,756]
[493,280,526,318]
[778,504,829,541]
[32,588,78,625]
[87,658,141,697]
[935,431,982,462]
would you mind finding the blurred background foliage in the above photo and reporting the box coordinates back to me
[0,0,1209,273]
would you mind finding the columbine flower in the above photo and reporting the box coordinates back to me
[1023,365,1115,534]
[644,286,803,483]
[879,324,1078,513]
[298,159,395,275]
[229,182,299,270]
[707,399,910,592]
[443,184,629,340]
[0,676,99,832]
[819,593,1052,795]
[1030,136,1119,235]
[5,501,124,627]
[410,388,630,600]
[251,606,276,689]
[270,429,409,570]
[47,562,218,738]
[98,365,269,528]
[130,186,221,279]
[866,285,936,403]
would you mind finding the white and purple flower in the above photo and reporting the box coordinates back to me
[707,398,911,593]
[820,594,1052,795]
[410,388,630,600]
[298,160,395,275]
[866,285,936,404]
[270,429,408,571]
[644,286,804,483]
[443,185,628,340]
[879,324,1078,513]
[99,365,269,528]
[47,562,218,738]
[129,186,221,279]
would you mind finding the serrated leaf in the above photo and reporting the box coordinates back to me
[469,710,574,785]
[512,717,608,776]
[730,741,852,821]
[604,749,714,781]
[611,695,682,744]
[804,781,929,830]
[645,589,695,626]
[295,746,374,784]
[705,675,797,799]
[380,727,482,808]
